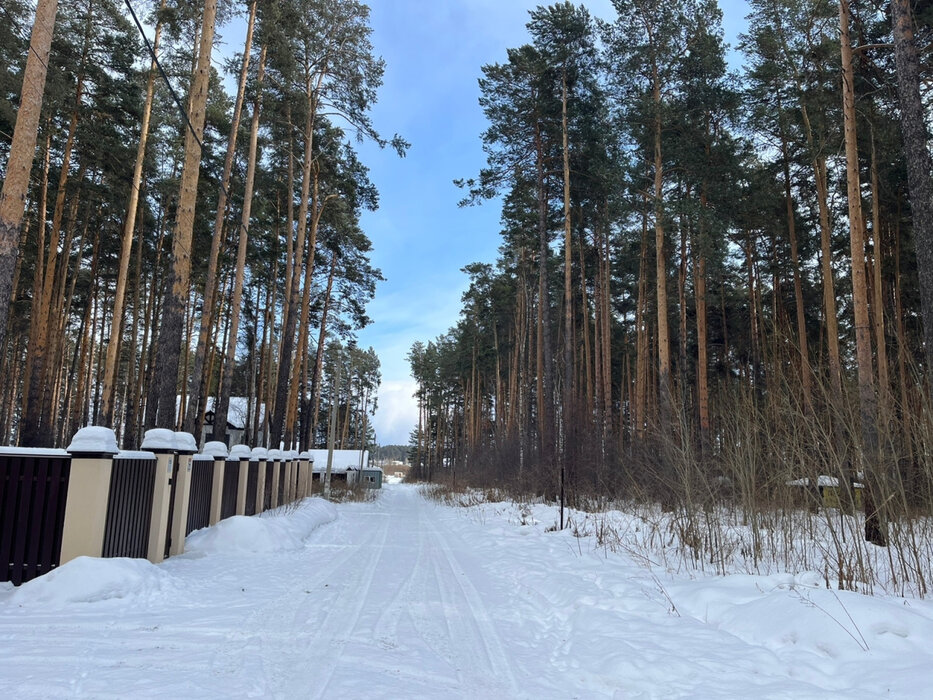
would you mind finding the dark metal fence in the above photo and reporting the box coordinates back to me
[164,457,180,557]
[245,461,259,516]
[263,462,274,510]
[221,460,239,520]
[102,456,156,559]
[186,457,214,535]
[277,463,286,504]
[1,452,71,585]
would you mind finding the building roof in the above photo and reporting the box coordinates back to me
[309,449,369,473]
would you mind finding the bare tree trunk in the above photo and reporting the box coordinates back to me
[892,0,933,388]
[0,0,59,351]
[149,0,218,431]
[185,0,258,436]
[840,0,882,545]
[100,0,166,425]
[271,69,317,447]
[214,45,266,445]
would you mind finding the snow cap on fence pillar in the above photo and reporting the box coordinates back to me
[202,441,228,459]
[229,444,251,460]
[298,451,313,462]
[173,432,198,455]
[268,449,282,461]
[67,426,119,456]
[141,428,176,453]
[250,446,268,460]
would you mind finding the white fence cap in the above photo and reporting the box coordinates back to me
[202,441,228,458]
[141,428,175,451]
[229,444,251,459]
[67,426,118,455]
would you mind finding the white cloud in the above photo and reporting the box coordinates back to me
[371,379,419,446]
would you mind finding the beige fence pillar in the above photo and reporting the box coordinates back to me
[59,427,119,565]
[141,428,176,564]
[202,441,228,525]
[230,444,250,515]
[251,447,268,513]
[297,452,312,499]
[168,432,198,556]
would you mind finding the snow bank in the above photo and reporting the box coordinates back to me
[185,498,337,555]
[9,557,170,608]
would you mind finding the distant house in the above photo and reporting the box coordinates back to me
[199,397,267,446]
[310,449,369,487]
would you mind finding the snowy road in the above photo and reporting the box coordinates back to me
[3,484,933,698]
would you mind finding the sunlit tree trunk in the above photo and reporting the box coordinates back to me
[185,0,258,437]
[148,0,218,431]
[100,0,166,427]
[0,0,59,353]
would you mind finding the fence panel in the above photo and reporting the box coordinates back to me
[278,463,286,505]
[186,457,214,535]
[102,456,156,559]
[1,452,71,585]
[263,462,274,511]
[245,461,258,516]
[164,458,180,558]
[221,460,239,520]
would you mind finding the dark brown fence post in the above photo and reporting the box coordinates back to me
[251,447,268,513]
[141,429,176,564]
[202,441,228,525]
[60,427,118,565]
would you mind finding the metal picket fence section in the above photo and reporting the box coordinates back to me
[102,455,156,559]
[0,451,71,585]
[245,461,259,516]
[186,456,214,536]
[221,459,239,520]
[263,462,274,511]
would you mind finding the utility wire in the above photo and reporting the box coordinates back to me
[123,0,207,156]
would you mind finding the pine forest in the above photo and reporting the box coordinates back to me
[4,0,933,573]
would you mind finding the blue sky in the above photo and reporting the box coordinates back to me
[351,0,751,445]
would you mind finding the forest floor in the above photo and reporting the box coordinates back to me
[2,483,933,698]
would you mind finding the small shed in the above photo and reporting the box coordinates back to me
[360,466,383,489]
[786,475,864,511]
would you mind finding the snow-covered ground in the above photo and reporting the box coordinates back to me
[2,484,933,698]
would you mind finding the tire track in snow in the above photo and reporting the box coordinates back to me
[290,505,392,698]
[425,514,523,698]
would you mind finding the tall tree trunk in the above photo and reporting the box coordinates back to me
[213,45,266,445]
[100,0,166,426]
[891,0,933,387]
[21,3,92,446]
[271,69,318,447]
[0,0,59,352]
[840,0,882,545]
[185,0,258,436]
[148,0,218,431]
[560,69,572,528]
[653,75,672,445]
